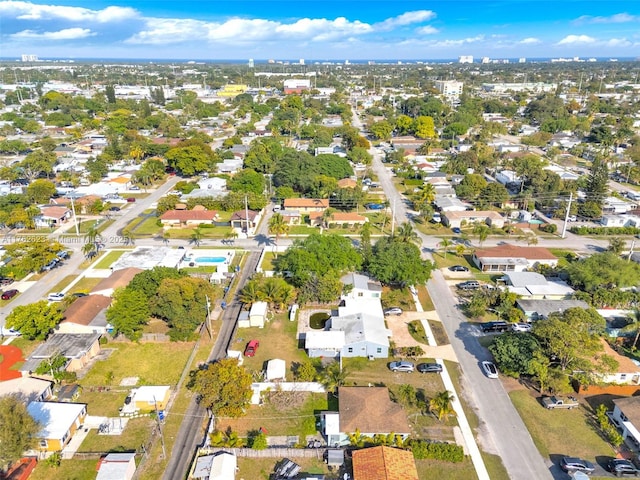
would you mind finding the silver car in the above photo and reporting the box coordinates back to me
[389,361,415,373]
[481,361,498,379]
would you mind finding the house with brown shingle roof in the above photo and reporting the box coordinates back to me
[594,339,640,385]
[337,178,357,189]
[611,397,640,447]
[91,267,143,297]
[159,209,218,228]
[322,387,411,447]
[283,198,329,213]
[352,446,419,480]
[35,206,71,228]
[57,295,111,334]
[472,244,558,272]
[308,211,368,227]
[230,210,259,231]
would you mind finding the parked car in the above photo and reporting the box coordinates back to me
[0,277,14,286]
[481,321,510,333]
[383,307,403,316]
[560,456,595,474]
[389,361,415,373]
[417,363,443,373]
[130,185,141,190]
[126,197,136,203]
[40,260,58,272]
[457,280,480,291]
[608,459,640,476]
[511,323,532,332]
[56,251,69,260]
[1,289,18,300]
[71,292,88,297]
[448,265,469,272]
[108,206,120,212]
[365,203,385,210]
[244,340,260,357]
[47,292,65,302]
[481,361,499,379]
[452,227,462,234]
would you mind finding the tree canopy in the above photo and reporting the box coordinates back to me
[106,288,150,341]
[367,236,434,286]
[567,252,640,292]
[6,301,63,340]
[190,358,253,417]
[0,396,41,470]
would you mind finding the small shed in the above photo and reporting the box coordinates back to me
[96,452,136,480]
[266,359,286,381]
[237,311,250,329]
[326,449,344,467]
[249,301,268,328]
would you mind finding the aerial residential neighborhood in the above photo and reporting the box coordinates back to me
[1,3,640,480]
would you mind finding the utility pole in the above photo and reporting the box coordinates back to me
[153,396,166,459]
[244,194,250,236]
[70,193,80,236]
[561,192,573,239]
[628,239,636,262]
[391,198,396,236]
[205,295,212,339]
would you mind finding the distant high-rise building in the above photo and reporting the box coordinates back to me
[435,80,464,98]
[21,54,38,62]
[299,59,305,65]
[267,59,275,64]
[248,59,254,68]
[481,57,490,64]
[519,58,526,63]
[344,60,350,65]
[458,55,473,64]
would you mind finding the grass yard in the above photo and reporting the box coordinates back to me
[428,320,450,345]
[132,216,161,236]
[70,276,105,294]
[236,457,330,480]
[416,457,478,480]
[288,225,319,235]
[416,285,435,311]
[381,286,415,311]
[261,251,276,271]
[93,250,128,269]
[79,417,154,452]
[432,251,474,272]
[80,342,195,387]
[509,389,615,461]
[408,320,429,344]
[48,275,78,294]
[29,459,99,480]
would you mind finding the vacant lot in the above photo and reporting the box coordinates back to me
[29,459,98,480]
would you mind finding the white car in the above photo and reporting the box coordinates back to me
[511,323,532,333]
[481,361,499,379]
[47,292,65,302]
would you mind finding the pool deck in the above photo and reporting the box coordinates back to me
[179,248,235,269]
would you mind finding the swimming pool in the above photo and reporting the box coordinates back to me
[194,256,226,265]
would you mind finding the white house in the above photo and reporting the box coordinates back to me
[96,453,137,480]
[340,273,382,300]
[603,196,638,214]
[496,170,522,185]
[192,451,237,480]
[501,272,575,300]
[0,377,53,403]
[305,331,346,358]
[611,397,640,449]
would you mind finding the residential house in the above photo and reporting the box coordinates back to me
[516,299,590,320]
[352,446,419,480]
[308,211,368,227]
[0,377,53,403]
[121,386,170,415]
[495,170,522,186]
[434,197,470,212]
[611,397,640,449]
[57,295,111,334]
[279,209,301,225]
[91,267,143,297]
[159,209,219,228]
[305,331,346,358]
[550,132,582,149]
[322,387,411,447]
[217,158,243,174]
[603,197,638,214]
[601,215,639,228]
[500,272,575,300]
[595,339,640,385]
[340,273,382,300]
[35,205,71,228]
[329,312,390,358]
[230,210,259,232]
[337,178,358,189]
[27,401,87,452]
[283,198,329,213]
[192,451,237,480]
[96,453,137,480]
[182,178,227,200]
[472,244,558,272]
[442,210,505,229]
[21,333,101,375]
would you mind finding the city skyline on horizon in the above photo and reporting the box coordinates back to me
[1,1,640,61]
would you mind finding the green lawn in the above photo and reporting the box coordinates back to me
[509,389,615,460]
[261,251,276,271]
[408,320,429,344]
[132,216,162,236]
[79,417,154,452]
[29,459,100,480]
[94,250,128,269]
[48,275,78,294]
[70,276,104,294]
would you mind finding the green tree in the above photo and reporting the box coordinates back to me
[414,116,436,139]
[190,358,253,417]
[489,333,542,377]
[4,240,63,274]
[368,236,434,286]
[26,179,56,204]
[369,120,393,140]
[394,222,420,245]
[585,158,609,207]
[607,237,626,255]
[86,156,109,182]
[106,288,150,341]
[321,362,349,397]
[19,150,55,181]
[473,224,490,246]
[621,310,640,351]
[0,396,41,470]
[6,300,63,340]
[227,169,266,195]
[34,353,68,384]
[438,238,452,259]
[429,390,455,421]
[127,266,188,299]
[268,213,289,255]
[567,252,640,292]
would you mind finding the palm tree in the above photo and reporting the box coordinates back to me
[439,238,452,259]
[321,362,349,397]
[621,309,640,351]
[190,227,203,246]
[473,224,490,247]
[429,390,456,422]
[395,222,420,244]
[321,207,336,229]
[84,224,101,245]
[268,213,289,255]
[411,183,436,213]
[82,241,96,258]
[238,280,264,305]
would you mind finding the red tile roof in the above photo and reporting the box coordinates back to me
[160,210,218,222]
[352,446,419,480]
[283,198,329,209]
[474,243,557,260]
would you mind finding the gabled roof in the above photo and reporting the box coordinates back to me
[338,387,410,435]
[27,401,86,440]
[474,243,557,261]
[61,295,111,326]
[613,397,640,428]
[230,210,258,221]
[29,333,101,360]
[283,198,329,208]
[159,209,218,221]
[352,446,419,480]
[597,339,640,374]
[39,206,70,219]
[90,267,143,294]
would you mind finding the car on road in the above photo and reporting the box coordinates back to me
[448,265,469,272]
[130,185,140,190]
[1,289,18,300]
[108,206,120,212]
[0,277,14,286]
[451,227,462,234]
[47,292,65,302]
[511,323,532,332]
[560,456,595,474]
[481,321,511,333]
[389,361,415,373]
[417,363,443,373]
[244,340,259,357]
[608,459,640,476]
[481,361,499,379]
[383,307,403,316]
[365,203,385,210]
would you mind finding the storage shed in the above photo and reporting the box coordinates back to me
[249,301,268,328]
[266,359,286,381]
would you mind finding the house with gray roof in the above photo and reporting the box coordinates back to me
[501,272,575,300]
[21,333,101,375]
[516,299,590,320]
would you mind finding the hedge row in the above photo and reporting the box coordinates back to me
[410,440,465,462]
[570,226,640,236]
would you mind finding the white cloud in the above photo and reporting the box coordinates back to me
[11,27,95,40]
[605,38,632,47]
[376,10,436,30]
[557,34,596,45]
[574,13,638,24]
[431,35,485,48]
[416,25,439,35]
[0,1,137,23]
[519,37,541,45]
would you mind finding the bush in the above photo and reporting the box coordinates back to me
[248,431,268,450]
[410,439,465,462]
[570,226,640,236]
[539,223,557,234]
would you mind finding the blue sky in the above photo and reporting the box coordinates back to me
[1,0,639,60]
